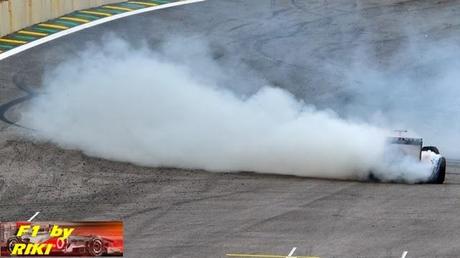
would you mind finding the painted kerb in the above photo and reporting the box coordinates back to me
[0,0,126,36]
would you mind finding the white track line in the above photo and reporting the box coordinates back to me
[401,251,408,258]
[27,211,40,222]
[0,0,206,61]
[287,247,297,257]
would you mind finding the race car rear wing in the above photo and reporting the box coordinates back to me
[386,137,423,160]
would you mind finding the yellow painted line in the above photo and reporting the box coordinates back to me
[128,1,158,6]
[79,10,112,17]
[39,23,68,30]
[103,5,133,11]
[0,38,27,44]
[18,30,47,37]
[226,254,319,258]
[60,16,90,23]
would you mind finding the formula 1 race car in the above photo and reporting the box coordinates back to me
[385,136,446,184]
[7,234,120,256]
[53,235,121,256]
[3,222,121,256]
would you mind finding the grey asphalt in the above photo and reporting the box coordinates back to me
[2,0,460,257]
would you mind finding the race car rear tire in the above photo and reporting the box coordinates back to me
[87,237,104,256]
[436,157,446,184]
[422,146,440,154]
[428,157,446,184]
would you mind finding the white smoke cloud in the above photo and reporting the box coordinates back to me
[372,146,433,183]
[19,37,433,182]
[319,37,460,159]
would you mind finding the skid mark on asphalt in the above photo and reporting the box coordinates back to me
[0,73,37,128]
[240,183,357,231]
[0,177,4,194]
[123,188,259,238]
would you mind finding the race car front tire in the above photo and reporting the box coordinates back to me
[7,236,22,253]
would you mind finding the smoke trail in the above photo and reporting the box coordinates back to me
[318,37,460,159]
[19,38,430,182]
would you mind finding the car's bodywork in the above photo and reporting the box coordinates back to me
[383,136,446,184]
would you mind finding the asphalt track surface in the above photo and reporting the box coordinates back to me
[2,0,460,257]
